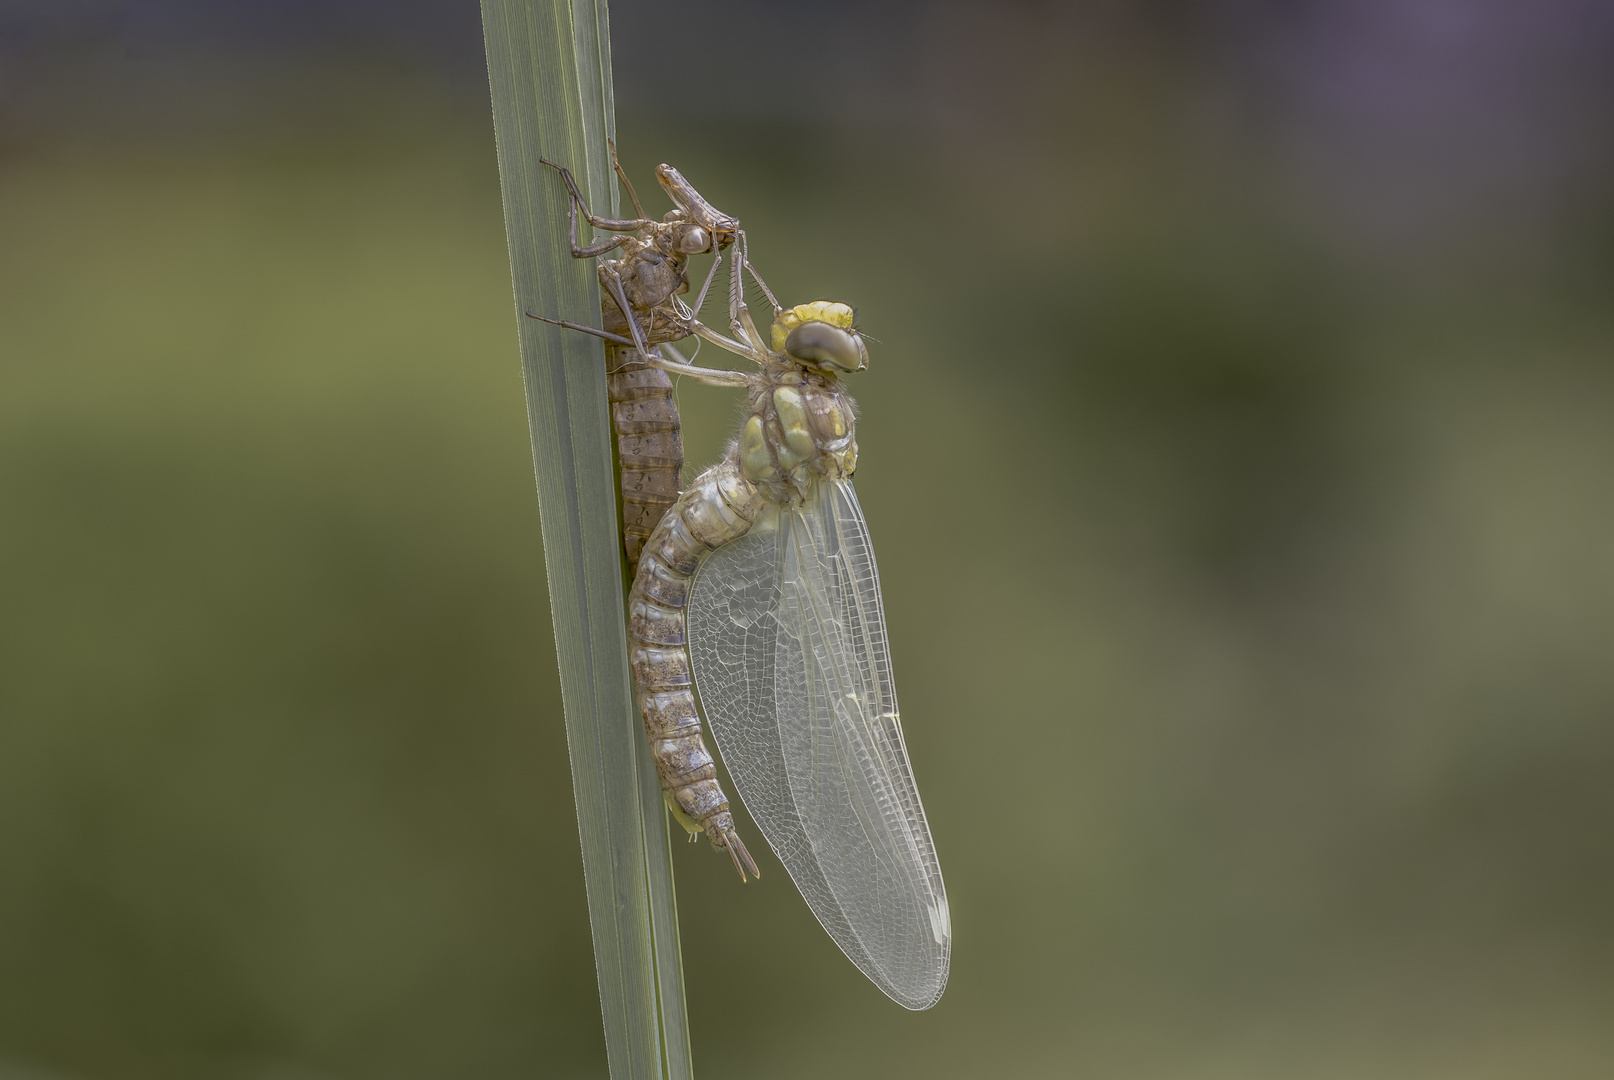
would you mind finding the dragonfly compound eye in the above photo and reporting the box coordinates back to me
[675,226,711,254]
[784,322,868,372]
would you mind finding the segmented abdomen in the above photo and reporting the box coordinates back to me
[606,341,682,568]
[627,460,763,877]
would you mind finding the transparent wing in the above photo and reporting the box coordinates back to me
[687,477,950,1010]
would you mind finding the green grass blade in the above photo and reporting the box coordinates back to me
[480,2,692,1076]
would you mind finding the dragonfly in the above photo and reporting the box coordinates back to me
[530,144,778,567]
[593,296,952,1011]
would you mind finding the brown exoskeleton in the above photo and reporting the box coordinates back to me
[529,143,780,567]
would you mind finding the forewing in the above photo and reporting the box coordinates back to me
[688,478,950,1010]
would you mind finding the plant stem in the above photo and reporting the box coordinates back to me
[481,2,692,1076]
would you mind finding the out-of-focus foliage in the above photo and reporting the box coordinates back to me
[2,2,1612,1078]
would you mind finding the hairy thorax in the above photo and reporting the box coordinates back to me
[738,366,858,504]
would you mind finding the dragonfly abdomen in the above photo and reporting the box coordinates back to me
[627,461,765,879]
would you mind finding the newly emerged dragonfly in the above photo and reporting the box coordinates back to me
[571,296,951,1010]
[533,145,777,566]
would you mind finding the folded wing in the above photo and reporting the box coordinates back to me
[688,477,950,1010]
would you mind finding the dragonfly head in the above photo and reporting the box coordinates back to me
[773,301,868,373]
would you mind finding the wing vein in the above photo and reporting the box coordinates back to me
[688,478,949,1009]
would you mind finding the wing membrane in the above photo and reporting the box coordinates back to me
[688,477,949,1010]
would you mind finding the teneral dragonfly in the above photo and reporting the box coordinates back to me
[620,299,952,1011]
[531,145,778,566]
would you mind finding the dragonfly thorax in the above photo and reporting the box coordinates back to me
[738,369,858,502]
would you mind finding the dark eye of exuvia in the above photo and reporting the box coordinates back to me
[675,226,711,254]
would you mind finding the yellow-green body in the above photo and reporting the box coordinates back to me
[625,307,860,874]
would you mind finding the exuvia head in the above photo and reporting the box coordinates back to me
[656,163,740,248]
[772,301,869,373]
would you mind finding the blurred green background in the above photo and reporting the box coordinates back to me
[2,2,1612,1077]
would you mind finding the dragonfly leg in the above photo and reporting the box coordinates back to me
[686,319,766,365]
[727,243,746,342]
[524,310,637,347]
[569,205,635,259]
[737,231,782,315]
[651,350,749,387]
[527,310,749,386]
[571,231,633,260]
[688,247,724,320]
[658,341,749,386]
[540,157,655,233]
[725,247,773,355]
[553,167,640,260]
[607,137,647,221]
[600,264,660,367]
